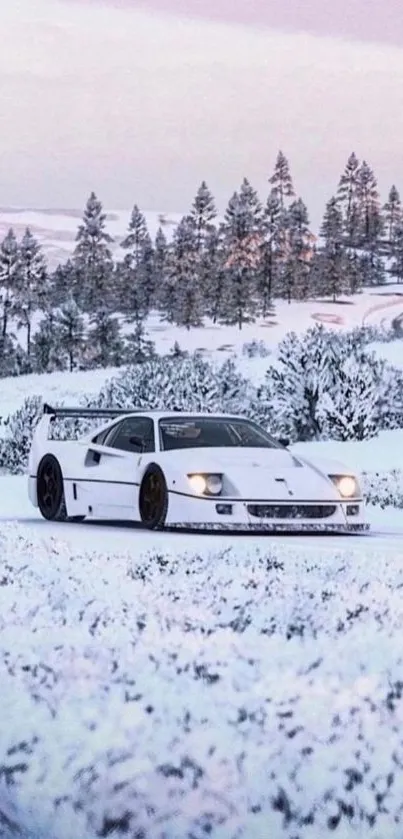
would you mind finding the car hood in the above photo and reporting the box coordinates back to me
[159,446,342,501]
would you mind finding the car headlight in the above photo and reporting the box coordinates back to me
[329,474,360,498]
[187,473,223,495]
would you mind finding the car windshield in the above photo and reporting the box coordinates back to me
[158,416,279,451]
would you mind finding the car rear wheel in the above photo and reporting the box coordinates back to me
[139,465,168,530]
[37,455,86,523]
[37,455,68,521]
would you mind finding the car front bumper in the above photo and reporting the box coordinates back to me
[165,492,369,533]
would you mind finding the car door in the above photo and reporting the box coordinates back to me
[81,416,155,518]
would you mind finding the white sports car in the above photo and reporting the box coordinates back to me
[27,404,369,533]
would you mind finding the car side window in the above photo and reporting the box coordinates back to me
[92,426,115,445]
[106,417,155,453]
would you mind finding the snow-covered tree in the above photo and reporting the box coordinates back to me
[356,160,384,252]
[268,151,295,209]
[314,197,350,300]
[323,351,387,440]
[258,189,284,316]
[118,205,154,324]
[14,229,48,359]
[54,298,85,371]
[383,185,402,244]
[31,310,65,373]
[73,192,114,312]
[220,179,263,328]
[153,227,168,310]
[124,320,156,364]
[88,309,125,368]
[202,226,226,323]
[161,216,204,329]
[0,229,20,341]
[189,181,217,251]
[278,198,313,302]
[51,259,77,308]
[336,152,362,245]
[390,223,403,283]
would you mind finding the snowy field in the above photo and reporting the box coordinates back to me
[1,487,403,838]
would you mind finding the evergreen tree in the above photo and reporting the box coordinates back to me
[153,227,168,309]
[189,181,217,251]
[0,228,20,341]
[54,298,85,371]
[73,192,114,312]
[88,309,125,368]
[279,198,313,302]
[118,205,153,324]
[356,160,384,251]
[323,351,386,440]
[51,259,77,308]
[383,185,402,244]
[31,310,65,373]
[390,223,403,283]
[124,320,155,364]
[336,152,361,245]
[314,197,350,300]
[269,151,295,209]
[258,189,283,316]
[162,216,204,329]
[220,179,263,329]
[14,228,48,359]
[203,226,226,323]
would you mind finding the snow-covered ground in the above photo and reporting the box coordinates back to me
[0,492,403,838]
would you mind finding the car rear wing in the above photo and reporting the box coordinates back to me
[28,404,141,475]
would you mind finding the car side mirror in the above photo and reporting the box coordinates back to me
[279,437,290,448]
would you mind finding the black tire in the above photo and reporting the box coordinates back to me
[37,455,68,522]
[139,464,168,530]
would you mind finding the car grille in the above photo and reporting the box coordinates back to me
[247,504,337,519]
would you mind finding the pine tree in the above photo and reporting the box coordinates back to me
[0,228,20,341]
[356,160,384,251]
[73,192,114,312]
[14,228,48,359]
[390,223,403,283]
[51,259,77,308]
[269,151,295,209]
[258,189,283,316]
[153,227,168,310]
[383,185,402,244]
[32,310,65,373]
[88,309,125,368]
[220,179,263,329]
[189,181,217,251]
[124,320,155,364]
[162,216,204,329]
[203,226,226,323]
[118,205,153,324]
[314,197,350,300]
[54,298,85,371]
[278,199,313,302]
[336,152,361,245]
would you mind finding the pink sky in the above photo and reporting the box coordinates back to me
[2,0,403,222]
[84,0,403,47]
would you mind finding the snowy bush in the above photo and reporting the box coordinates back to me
[241,339,271,358]
[92,353,255,416]
[0,396,43,474]
[362,469,403,508]
[259,325,394,443]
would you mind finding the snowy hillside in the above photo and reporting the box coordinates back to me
[0,206,183,268]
